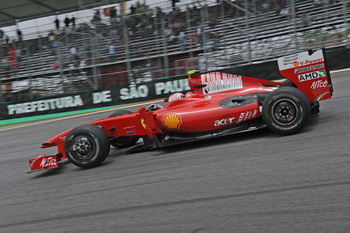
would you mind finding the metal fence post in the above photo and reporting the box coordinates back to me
[245,0,252,64]
[122,16,133,84]
[343,0,349,48]
[291,0,299,51]
[160,13,170,78]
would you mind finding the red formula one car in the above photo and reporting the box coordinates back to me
[28,49,333,171]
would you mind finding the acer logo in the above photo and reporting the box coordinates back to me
[310,80,328,90]
[40,157,58,168]
[214,117,235,126]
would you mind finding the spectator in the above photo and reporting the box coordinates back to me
[8,47,17,71]
[92,10,101,23]
[85,45,92,66]
[0,29,4,44]
[68,44,80,67]
[190,30,198,48]
[301,11,311,28]
[314,0,322,7]
[15,47,22,64]
[54,17,60,31]
[130,5,136,15]
[110,7,117,22]
[168,31,177,46]
[196,23,203,47]
[51,57,60,69]
[211,32,221,51]
[64,16,70,28]
[178,29,186,51]
[17,29,23,42]
[71,16,76,27]
[106,41,116,59]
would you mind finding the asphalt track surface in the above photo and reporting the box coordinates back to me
[0,71,350,233]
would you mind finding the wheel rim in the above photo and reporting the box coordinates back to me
[271,99,298,125]
[72,136,94,159]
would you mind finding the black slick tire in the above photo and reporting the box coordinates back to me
[65,124,110,168]
[262,86,310,135]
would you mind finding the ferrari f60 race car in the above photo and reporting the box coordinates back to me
[28,49,333,172]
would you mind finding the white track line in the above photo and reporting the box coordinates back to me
[0,100,163,132]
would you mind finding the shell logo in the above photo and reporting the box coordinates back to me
[162,113,182,130]
[293,61,299,67]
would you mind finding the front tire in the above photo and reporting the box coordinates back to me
[65,124,110,168]
[262,87,310,135]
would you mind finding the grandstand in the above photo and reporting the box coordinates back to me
[0,0,349,103]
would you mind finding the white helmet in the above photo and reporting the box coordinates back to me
[168,93,184,103]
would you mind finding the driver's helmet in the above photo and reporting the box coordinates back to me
[168,92,184,103]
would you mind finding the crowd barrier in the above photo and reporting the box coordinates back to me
[1,46,349,120]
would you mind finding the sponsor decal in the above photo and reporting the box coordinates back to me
[126,130,136,135]
[293,58,323,67]
[310,80,328,90]
[295,64,324,74]
[201,72,243,94]
[214,117,235,126]
[7,95,84,115]
[39,157,58,168]
[162,113,182,130]
[298,70,326,82]
[123,126,135,129]
[141,119,147,129]
[237,110,258,123]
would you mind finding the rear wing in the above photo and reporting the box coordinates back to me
[277,49,333,102]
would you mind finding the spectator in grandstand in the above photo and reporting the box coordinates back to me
[68,44,80,68]
[8,47,17,71]
[0,29,4,44]
[314,0,322,7]
[168,31,177,46]
[130,5,136,15]
[106,41,116,59]
[275,1,282,16]
[51,57,60,69]
[71,16,76,27]
[1,57,10,75]
[110,7,117,22]
[17,29,23,42]
[178,28,186,51]
[54,17,60,31]
[92,9,101,23]
[15,47,21,64]
[64,16,70,28]
[211,32,221,51]
[301,11,311,28]
[85,45,92,66]
[196,23,203,47]
[190,29,198,49]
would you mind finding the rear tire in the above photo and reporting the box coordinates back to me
[65,124,110,168]
[262,87,310,135]
[108,109,140,148]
